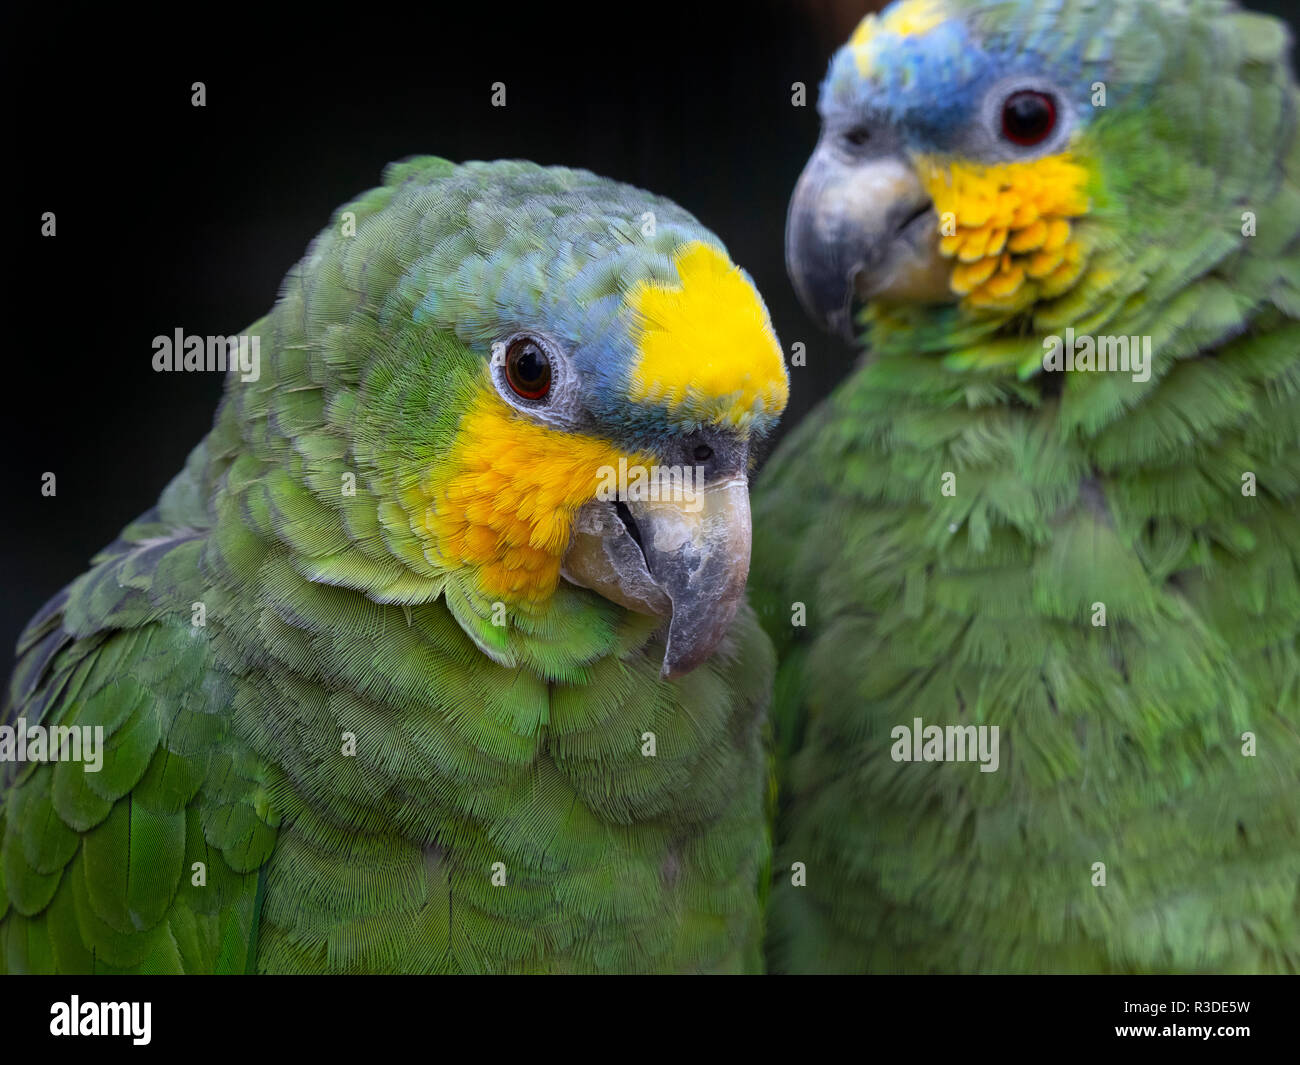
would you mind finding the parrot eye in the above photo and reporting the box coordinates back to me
[1000,90,1057,147]
[840,126,871,149]
[504,336,553,400]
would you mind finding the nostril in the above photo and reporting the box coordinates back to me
[693,444,713,462]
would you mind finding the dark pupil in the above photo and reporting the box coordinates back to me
[1003,92,1053,144]
[512,345,546,386]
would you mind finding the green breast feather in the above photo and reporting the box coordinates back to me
[1,157,788,973]
[761,0,1300,973]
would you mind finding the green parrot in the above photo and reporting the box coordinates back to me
[756,0,1300,972]
[0,157,791,973]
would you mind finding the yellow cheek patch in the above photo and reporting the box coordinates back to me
[626,240,787,431]
[915,153,1091,312]
[850,0,950,75]
[411,386,642,607]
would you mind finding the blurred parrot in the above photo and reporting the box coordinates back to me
[0,157,790,973]
[756,0,1300,972]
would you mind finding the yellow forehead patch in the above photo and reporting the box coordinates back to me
[412,385,644,607]
[626,241,787,431]
[914,153,1092,313]
[851,0,950,75]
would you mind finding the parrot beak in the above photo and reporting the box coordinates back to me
[786,136,952,339]
[562,474,753,680]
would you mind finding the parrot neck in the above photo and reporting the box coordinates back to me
[200,454,659,683]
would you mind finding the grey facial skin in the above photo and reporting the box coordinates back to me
[501,326,758,682]
[787,73,1080,338]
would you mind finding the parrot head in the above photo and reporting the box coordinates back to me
[319,160,787,678]
[786,0,1296,362]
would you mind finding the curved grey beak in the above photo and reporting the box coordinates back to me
[562,476,752,680]
[786,136,950,339]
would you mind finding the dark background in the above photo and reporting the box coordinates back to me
[3,0,1298,665]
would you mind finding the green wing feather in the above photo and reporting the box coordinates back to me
[3,157,775,973]
[2,446,271,973]
[753,3,1300,973]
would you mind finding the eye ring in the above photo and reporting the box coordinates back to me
[1001,89,1057,147]
[503,336,552,400]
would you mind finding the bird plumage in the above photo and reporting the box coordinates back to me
[2,157,786,973]
[760,0,1300,972]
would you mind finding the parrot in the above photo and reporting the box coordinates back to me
[755,0,1300,973]
[0,157,791,973]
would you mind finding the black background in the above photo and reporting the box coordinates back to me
[0,972,1292,1049]
[4,0,1299,668]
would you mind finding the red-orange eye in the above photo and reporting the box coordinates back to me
[1001,90,1056,146]
[504,337,552,400]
